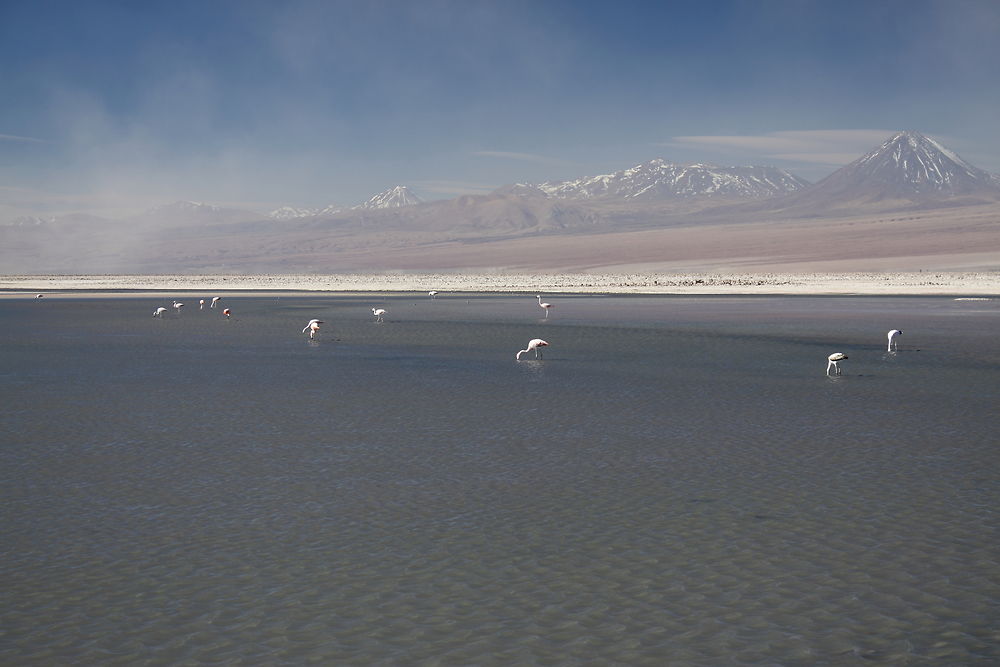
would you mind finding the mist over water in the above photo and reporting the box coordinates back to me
[2,294,998,664]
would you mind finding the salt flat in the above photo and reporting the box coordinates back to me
[1,271,998,296]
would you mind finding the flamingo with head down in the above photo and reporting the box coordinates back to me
[517,338,549,360]
[887,329,902,351]
[827,352,847,375]
[302,319,323,339]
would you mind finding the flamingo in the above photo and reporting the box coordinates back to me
[199,299,205,309]
[172,301,184,312]
[223,308,231,318]
[429,291,438,299]
[302,319,323,339]
[372,307,386,322]
[827,352,847,375]
[516,338,549,360]
[887,329,902,351]
[536,295,553,317]
[153,307,168,318]
[211,296,221,308]
[35,294,43,298]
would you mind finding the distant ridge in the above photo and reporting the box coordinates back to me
[3,131,999,274]
[267,185,421,220]
[519,158,809,201]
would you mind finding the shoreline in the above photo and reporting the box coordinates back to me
[1,272,998,297]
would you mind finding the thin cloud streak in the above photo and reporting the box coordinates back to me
[0,133,46,143]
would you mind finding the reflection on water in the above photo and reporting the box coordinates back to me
[1,294,998,665]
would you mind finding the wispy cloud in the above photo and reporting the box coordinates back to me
[0,133,46,144]
[662,130,896,166]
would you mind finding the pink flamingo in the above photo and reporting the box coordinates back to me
[887,329,902,351]
[517,338,549,360]
[827,352,847,375]
[372,307,387,322]
[536,295,553,317]
[302,319,323,339]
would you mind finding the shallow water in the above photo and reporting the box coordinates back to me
[2,294,999,665]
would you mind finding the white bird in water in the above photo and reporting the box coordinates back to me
[429,291,439,299]
[211,296,221,308]
[517,338,549,360]
[536,295,553,317]
[887,329,902,351]
[35,294,43,299]
[199,299,205,309]
[223,308,231,318]
[372,307,386,322]
[172,301,184,312]
[827,352,848,375]
[153,307,168,318]
[302,319,323,339]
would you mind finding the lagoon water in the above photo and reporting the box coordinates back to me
[2,293,998,665]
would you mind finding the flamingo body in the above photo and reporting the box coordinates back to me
[887,329,902,351]
[372,307,387,322]
[429,291,438,299]
[211,297,221,308]
[517,338,549,360]
[536,295,553,317]
[302,319,323,339]
[827,352,848,375]
[153,307,168,318]
[223,308,231,318]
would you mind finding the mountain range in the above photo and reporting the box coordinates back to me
[3,131,999,273]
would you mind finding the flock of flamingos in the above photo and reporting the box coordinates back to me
[139,290,902,372]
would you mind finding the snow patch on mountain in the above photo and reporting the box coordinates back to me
[354,185,423,210]
[531,159,809,201]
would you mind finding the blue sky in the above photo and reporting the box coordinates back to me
[2,0,999,218]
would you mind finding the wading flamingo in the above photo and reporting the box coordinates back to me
[223,308,231,318]
[302,319,323,339]
[827,352,848,375]
[429,291,438,299]
[887,329,902,351]
[211,296,221,308]
[516,338,549,360]
[172,301,184,312]
[536,295,553,317]
[372,307,386,322]
[36,294,43,299]
[199,299,205,309]
[153,307,168,318]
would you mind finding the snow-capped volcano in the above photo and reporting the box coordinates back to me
[355,185,423,210]
[529,159,809,201]
[809,130,1000,200]
[268,186,421,219]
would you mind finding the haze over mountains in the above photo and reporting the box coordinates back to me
[3,131,999,274]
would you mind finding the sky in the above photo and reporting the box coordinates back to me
[2,0,999,219]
